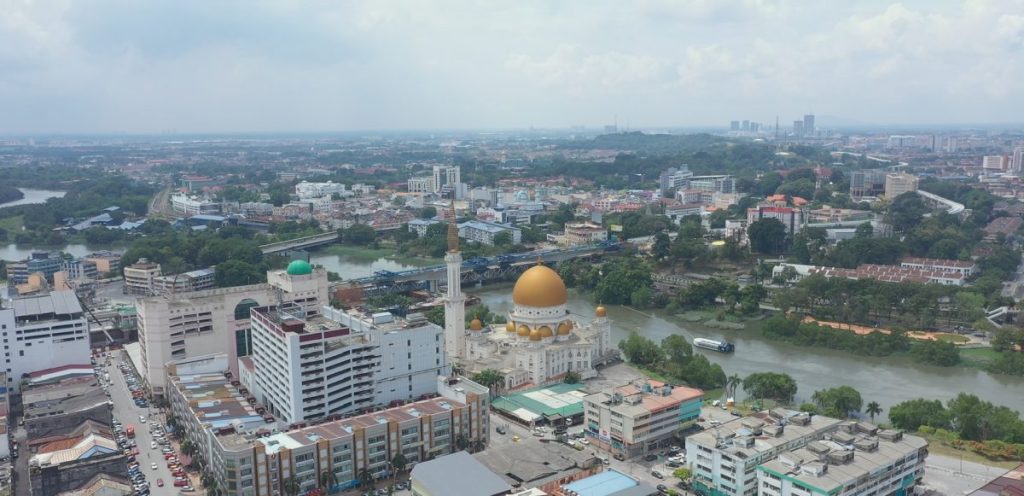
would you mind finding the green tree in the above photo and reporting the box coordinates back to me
[492,230,513,247]
[742,372,798,404]
[319,470,338,493]
[661,335,693,363]
[564,370,582,384]
[865,401,883,422]
[215,259,265,287]
[391,453,408,475]
[283,476,301,496]
[419,206,437,219]
[342,224,376,246]
[888,399,950,431]
[726,374,742,399]
[472,369,505,391]
[618,331,663,367]
[811,386,863,418]
[652,232,671,261]
[357,469,375,490]
[885,192,930,233]
[910,340,960,366]
[747,218,787,254]
[673,467,692,481]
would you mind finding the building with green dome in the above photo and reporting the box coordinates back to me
[286,259,313,276]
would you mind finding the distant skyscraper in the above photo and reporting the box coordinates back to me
[1012,147,1024,174]
[730,121,740,131]
[742,120,750,131]
[793,120,804,136]
[803,114,815,136]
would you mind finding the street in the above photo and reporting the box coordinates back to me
[107,353,192,496]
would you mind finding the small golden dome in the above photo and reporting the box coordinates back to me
[529,328,543,341]
[517,324,531,337]
[506,321,516,333]
[557,321,573,335]
[538,326,553,338]
[596,306,607,317]
[512,264,568,308]
[469,319,483,331]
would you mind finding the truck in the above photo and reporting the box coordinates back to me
[693,338,735,353]
[126,425,135,438]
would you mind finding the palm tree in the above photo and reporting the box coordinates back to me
[865,401,883,422]
[391,453,408,475]
[319,469,338,494]
[357,468,375,490]
[283,476,301,496]
[726,374,742,399]
[471,439,486,453]
[181,439,196,457]
[454,434,469,451]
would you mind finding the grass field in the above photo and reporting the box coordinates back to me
[934,333,971,344]
[961,347,1002,368]
[0,215,23,233]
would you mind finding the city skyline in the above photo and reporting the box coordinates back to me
[1,0,1023,134]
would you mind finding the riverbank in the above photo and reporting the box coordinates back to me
[914,429,1023,468]
[319,245,440,266]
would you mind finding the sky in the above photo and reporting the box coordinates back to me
[1,0,1022,134]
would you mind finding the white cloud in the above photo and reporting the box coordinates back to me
[0,0,1022,132]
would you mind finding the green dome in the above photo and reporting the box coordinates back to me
[286,260,313,276]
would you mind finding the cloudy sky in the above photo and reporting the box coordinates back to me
[1,0,1022,133]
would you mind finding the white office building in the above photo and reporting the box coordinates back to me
[242,305,448,424]
[137,260,328,397]
[758,422,927,496]
[686,410,842,496]
[407,176,436,194]
[171,194,221,216]
[458,220,522,246]
[0,291,90,392]
[295,181,348,200]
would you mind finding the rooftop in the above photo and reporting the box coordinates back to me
[30,431,120,467]
[970,463,1024,496]
[562,469,658,496]
[584,380,703,418]
[169,370,268,436]
[10,290,83,321]
[759,422,928,494]
[218,394,467,452]
[688,410,844,460]
[24,376,108,419]
[474,438,598,488]
[412,451,512,496]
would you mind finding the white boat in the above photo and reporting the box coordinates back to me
[693,338,735,353]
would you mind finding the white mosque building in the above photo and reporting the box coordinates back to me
[443,206,615,391]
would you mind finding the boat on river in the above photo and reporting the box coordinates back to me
[693,338,735,353]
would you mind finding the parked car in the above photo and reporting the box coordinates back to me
[644,454,658,462]
[651,470,664,479]
[157,479,164,487]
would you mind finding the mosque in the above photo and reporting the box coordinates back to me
[442,206,615,391]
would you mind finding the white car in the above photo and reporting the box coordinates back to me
[151,462,158,470]
[151,441,157,449]
[579,439,590,445]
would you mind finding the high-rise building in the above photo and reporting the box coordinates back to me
[884,172,919,198]
[0,291,90,392]
[983,155,1008,172]
[243,304,448,424]
[793,121,804,136]
[742,120,750,131]
[730,121,740,131]
[803,114,815,136]
[1012,147,1024,174]
[136,261,328,397]
[747,206,804,234]
[849,170,887,199]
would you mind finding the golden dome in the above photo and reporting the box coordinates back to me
[517,324,531,337]
[596,306,607,317]
[506,321,516,333]
[512,264,568,308]
[469,319,483,331]
[529,328,542,341]
[557,321,573,335]
[538,326,553,338]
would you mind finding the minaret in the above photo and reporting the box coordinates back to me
[443,201,467,361]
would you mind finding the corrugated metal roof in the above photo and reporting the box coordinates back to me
[12,290,82,317]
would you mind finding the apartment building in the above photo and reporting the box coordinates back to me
[408,218,440,237]
[243,305,448,424]
[563,222,608,246]
[982,155,1007,172]
[0,291,90,392]
[849,170,886,199]
[689,175,735,194]
[171,193,221,216]
[407,176,436,194]
[757,422,927,496]
[137,261,328,396]
[884,173,919,198]
[83,252,121,275]
[899,257,977,277]
[123,259,162,296]
[458,220,522,246]
[583,380,703,458]
[686,410,842,496]
[295,181,347,200]
[189,375,489,496]
[5,252,61,284]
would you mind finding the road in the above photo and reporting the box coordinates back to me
[148,187,173,219]
[107,354,183,496]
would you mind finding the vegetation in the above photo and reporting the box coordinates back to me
[811,386,863,418]
[889,393,1024,460]
[617,331,727,390]
[471,369,505,391]
[0,185,23,205]
[742,372,798,403]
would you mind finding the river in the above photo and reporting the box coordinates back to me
[0,188,65,208]
[309,248,436,280]
[473,284,1024,414]
[0,243,111,261]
